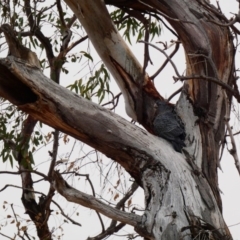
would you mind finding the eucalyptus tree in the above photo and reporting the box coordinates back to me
[0,0,239,239]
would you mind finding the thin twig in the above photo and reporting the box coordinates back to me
[0,184,81,227]
[51,199,82,227]
[87,223,125,240]
[101,92,122,110]
[66,36,88,53]
[10,204,22,238]
[122,9,152,70]
[196,0,240,35]
[223,91,240,174]
[87,181,138,240]
[24,0,55,60]
[0,232,12,239]
[151,40,180,80]
[139,40,181,78]
[175,75,240,102]
[67,14,77,29]
[107,181,139,231]
[149,13,179,38]
[116,181,139,210]
[73,172,105,232]
[0,169,48,180]
[167,87,183,102]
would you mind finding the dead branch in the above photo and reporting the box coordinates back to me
[196,0,240,34]
[167,87,183,102]
[0,169,48,180]
[0,232,12,239]
[175,75,240,102]
[116,181,138,209]
[72,172,105,232]
[87,223,125,240]
[51,199,82,227]
[101,92,122,110]
[223,91,240,174]
[53,171,142,227]
[89,182,138,239]
[151,40,180,80]
[139,40,181,78]
[10,204,21,237]
[149,13,179,38]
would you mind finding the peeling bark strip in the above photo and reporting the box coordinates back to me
[110,57,141,122]
[63,0,165,130]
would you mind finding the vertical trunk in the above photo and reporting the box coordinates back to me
[161,0,235,212]
[63,0,235,238]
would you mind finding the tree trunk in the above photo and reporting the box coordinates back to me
[0,0,237,239]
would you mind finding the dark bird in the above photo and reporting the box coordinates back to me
[0,24,41,68]
[153,100,186,152]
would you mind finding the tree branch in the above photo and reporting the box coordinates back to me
[51,198,82,227]
[87,223,125,240]
[167,87,182,102]
[48,130,59,179]
[24,0,55,61]
[53,171,142,227]
[116,181,139,209]
[88,181,139,239]
[151,40,180,80]
[121,9,152,71]
[223,91,240,174]
[0,57,157,181]
[175,75,240,102]
[56,0,66,28]
[65,35,88,54]
[0,169,48,180]
[139,40,181,78]
[72,172,105,232]
[67,14,77,29]
[0,232,12,240]
[0,184,80,227]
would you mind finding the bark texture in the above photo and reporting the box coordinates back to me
[0,55,232,239]
[0,0,237,239]
[55,0,236,238]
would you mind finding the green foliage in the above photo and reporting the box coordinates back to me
[110,9,161,44]
[0,110,18,167]
[0,2,160,168]
[0,104,45,167]
[67,64,110,104]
